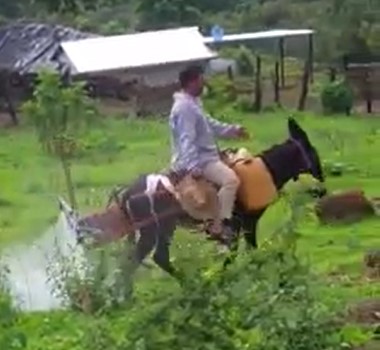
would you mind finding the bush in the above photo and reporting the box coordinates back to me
[46,237,135,315]
[123,249,341,350]
[320,80,354,115]
[204,74,237,112]
[234,94,255,112]
[0,264,27,350]
[219,45,255,77]
[122,192,343,350]
[22,69,101,209]
[236,46,255,77]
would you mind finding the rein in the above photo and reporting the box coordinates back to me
[79,187,184,239]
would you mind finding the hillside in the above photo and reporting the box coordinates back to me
[0,0,379,62]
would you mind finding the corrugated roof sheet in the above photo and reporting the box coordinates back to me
[61,26,217,75]
[203,29,314,44]
[0,22,98,75]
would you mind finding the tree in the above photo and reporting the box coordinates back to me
[34,0,126,15]
[137,0,202,30]
[22,70,99,209]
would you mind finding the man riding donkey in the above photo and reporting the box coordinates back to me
[61,63,327,285]
[169,65,249,243]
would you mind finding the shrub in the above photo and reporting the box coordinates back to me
[123,248,341,350]
[236,45,255,77]
[0,264,27,350]
[46,237,135,315]
[234,94,255,112]
[205,74,236,101]
[320,80,354,115]
[219,45,255,77]
[122,191,343,350]
[22,69,101,209]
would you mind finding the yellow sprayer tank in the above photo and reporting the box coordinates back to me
[231,157,277,211]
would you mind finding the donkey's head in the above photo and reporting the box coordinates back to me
[287,117,327,197]
[58,198,127,245]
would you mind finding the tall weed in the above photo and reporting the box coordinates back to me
[46,236,134,315]
[0,263,27,349]
[121,190,342,350]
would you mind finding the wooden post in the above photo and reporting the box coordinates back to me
[227,65,234,81]
[0,72,19,125]
[298,60,310,111]
[308,34,314,84]
[4,90,18,125]
[329,67,337,82]
[274,61,280,105]
[61,68,71,87]
[254,55,262,112]
[365,68,372,114]
[279,38,285,87]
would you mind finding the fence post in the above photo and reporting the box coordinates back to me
[365,69,372,114]
[279,38,285,88]
[0,72,19,125]
[254,55,262,112]
[274,61,280,105]
[298,60,310,111]
[329,67,337,82]
[308,34,314,84]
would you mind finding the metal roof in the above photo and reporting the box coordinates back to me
[61,26,217,75]
[0,22,97,75]
[203,29,314,44]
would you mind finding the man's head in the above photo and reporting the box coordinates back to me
[179,65,204,97]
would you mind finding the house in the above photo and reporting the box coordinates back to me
[60,26,217,116]
[0,21,97,123]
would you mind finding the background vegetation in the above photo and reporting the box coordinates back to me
[0,0,379,62]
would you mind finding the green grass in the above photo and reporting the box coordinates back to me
[0,110,379,348]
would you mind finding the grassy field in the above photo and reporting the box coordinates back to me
[0,109,379,349]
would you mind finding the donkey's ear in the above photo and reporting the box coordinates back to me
[288,117,311,147]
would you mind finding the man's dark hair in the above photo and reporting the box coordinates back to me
[179,65,204,88]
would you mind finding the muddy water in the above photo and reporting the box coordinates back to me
[1,212,87,312]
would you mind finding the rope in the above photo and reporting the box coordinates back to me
[81,182,185,235]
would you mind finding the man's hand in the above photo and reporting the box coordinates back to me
[190,167,203,179]
[234,126,250,139]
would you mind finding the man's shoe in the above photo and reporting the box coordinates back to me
[204,219,235,246]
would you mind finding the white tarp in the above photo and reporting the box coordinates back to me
[61,26,217,75]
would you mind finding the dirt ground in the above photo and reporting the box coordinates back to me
[348,299,380,325]
[347,299,380,350]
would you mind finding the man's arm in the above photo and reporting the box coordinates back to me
[206,114,241,139]
[172,108,201,173]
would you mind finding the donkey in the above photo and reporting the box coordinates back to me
[229,117,326,250]
[63,117,326,280]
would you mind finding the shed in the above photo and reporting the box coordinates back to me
[60,26,217,115]
[0,21,97,124]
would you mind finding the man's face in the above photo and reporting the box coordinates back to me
[189,74,204,97]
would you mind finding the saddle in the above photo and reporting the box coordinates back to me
[168,147,277,219]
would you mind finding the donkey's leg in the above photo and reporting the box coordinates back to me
[128,226,157,273]
[152,220,180,278]
[242,209,266,249]
[113,228,157,300]
[243,209,267,249]
[243,220,258,249]
[223,213,242,269]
